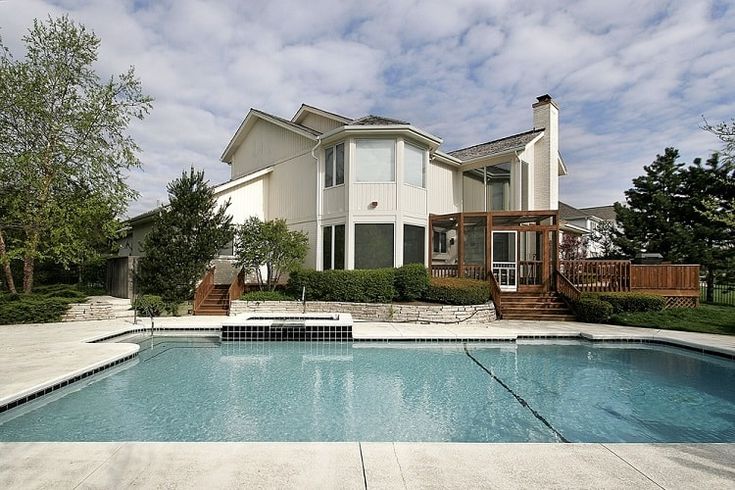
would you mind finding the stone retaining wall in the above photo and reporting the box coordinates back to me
[61,300,116,322]
[230,300,495,324]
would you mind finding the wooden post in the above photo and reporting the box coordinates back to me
[485,212,492,281]
[428,215,433,275]
[458,213,465,278]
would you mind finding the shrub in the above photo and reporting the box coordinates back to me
[394,263,429,301]
[573,297,614,323]
[241,291,294,302]
[288,268,396,303]
[423,277,490,305]
[0,296,73,324]
[586,292,666,314]
[132,294,165,317]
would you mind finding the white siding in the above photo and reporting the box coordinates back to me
[402,184,426,218]
[267,153,317,223]
[323,185,346,215]
[350,183,396,212]
[215,175,267,225]
[427,160,461,214]
[288,220,318,268]
[299,113,345,133]
[230,119,313,179]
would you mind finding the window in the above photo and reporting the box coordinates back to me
[433,231,447,253]
[354,224,394,268]
[462,163,512,211]
[403,225,425,265]
[404,143,426,187]
[322,224,345,270]
[324,143,344,188]
[355,139,395,182]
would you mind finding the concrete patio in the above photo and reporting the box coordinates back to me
[1,316,734,488]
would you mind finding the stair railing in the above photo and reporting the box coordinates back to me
[193,266,216,313]
[227,269,246,314]
[555,269,581,304]
[487,271,503,319]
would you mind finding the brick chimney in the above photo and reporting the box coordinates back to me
[532,94,559,210]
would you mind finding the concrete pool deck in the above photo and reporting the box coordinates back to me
[1,316,734,488]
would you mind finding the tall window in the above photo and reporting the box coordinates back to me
[354,224,394,268]
[355,139,395,182]
[403,225,425,265]
[324,143,344,188]
[433,231,447,253]
[404,143,426,187]
[462,163,512,211]
[322,224,345,270]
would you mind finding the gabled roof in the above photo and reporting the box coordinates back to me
[351,115,410,126]
[579,205,617,221]
[448,129,544,161]
[221,108,320,163]
[292,104,352,125]
[558,201,586,220]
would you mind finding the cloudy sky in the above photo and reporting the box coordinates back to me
[2,0,733,216]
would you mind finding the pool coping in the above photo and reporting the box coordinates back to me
[1,320,733,415]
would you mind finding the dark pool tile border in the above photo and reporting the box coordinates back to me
[0,353,138,414]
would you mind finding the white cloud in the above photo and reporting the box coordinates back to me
[1,0,732,214]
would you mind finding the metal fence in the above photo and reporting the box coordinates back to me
[700,282,735,306]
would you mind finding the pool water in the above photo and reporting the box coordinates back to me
[0,338,734,442]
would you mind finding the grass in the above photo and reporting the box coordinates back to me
[611,304,735,336]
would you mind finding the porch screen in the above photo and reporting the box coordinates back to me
[355,224,394,269]
[403,225,425,265]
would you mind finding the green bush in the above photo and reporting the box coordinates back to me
[423,277,490,305]
[573,297,614,323]
[0,296,74,324]
[394,263,429,301]
[132,294,165,317]
[288,268,396,303]
[585,292,666,313]
[241,290,294,301]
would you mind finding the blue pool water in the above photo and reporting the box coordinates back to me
[0,338,734,442]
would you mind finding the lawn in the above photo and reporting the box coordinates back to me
[611,304,735,336]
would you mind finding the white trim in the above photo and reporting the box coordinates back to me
[292,104,352,125]
[213,167,273,195]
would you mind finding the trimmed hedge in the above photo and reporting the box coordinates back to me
[585,292,666,314]
[241,290,294,302]
[0,296,73,324]
[288,268,396,303]
[394,264,429,301]
[423,277,491,305]
[574,297,614,323]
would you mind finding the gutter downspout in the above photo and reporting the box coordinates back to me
[311,138,322,270]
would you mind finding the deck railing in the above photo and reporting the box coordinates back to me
[431,264,458,278]
[631,264,699,295]
[463,264,486,280]
[519,260,543,286]
[559,260,631,292]
[193,266,215,313]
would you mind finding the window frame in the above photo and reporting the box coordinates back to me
[403,142,426,188]
[433,230,447,254]
[322,223,345,270]
[354,223,395,269]
[324,143,345,188]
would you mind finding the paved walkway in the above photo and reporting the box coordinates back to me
[1,316,734,488]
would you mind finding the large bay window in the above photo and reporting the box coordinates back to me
[324,143,345,188]
[355,139,395,182]
[404,143,426,187]
[354,223,394,269]
[322,224,345,270]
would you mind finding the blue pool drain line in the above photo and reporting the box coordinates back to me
[463,343,570,443]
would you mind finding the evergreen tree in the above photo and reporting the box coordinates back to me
[614,148,688,260]
[137,168,234,309]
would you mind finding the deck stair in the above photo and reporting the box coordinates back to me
[500,292,576,321]
[194,284,230,316]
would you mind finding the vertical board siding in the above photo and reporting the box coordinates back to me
[631,265,700,292]
[231,119,313,179]
[323,185,346,215]
[428,161,461,214]
[300,113,345,133]
[267,153,317,222]
[350,183,396,212]
[402,184,427,216]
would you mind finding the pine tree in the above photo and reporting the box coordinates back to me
[137,168,234,309]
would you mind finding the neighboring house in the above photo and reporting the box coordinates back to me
[558,202,617,257]
[119,94,567,295]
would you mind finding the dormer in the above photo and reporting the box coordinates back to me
[292,104,352,133]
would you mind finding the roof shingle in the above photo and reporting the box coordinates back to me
[351,115,410,126]
[448,128,544,161]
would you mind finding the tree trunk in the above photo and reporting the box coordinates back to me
[706,268,715,304]
[0,230,17,294]
[22,230,40,293]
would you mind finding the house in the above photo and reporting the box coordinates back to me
[558,202,618,257]
[114,94,573,316]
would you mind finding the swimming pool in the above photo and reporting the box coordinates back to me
[0,337,733,442]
